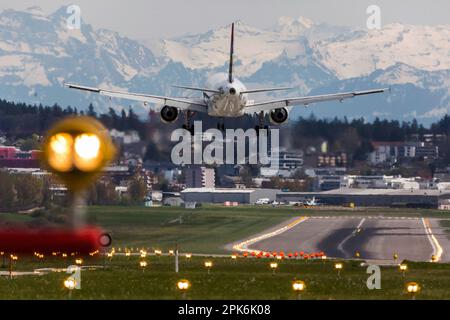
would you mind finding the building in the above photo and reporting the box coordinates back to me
[184,166,215,188]
[260,150,304,177]
[369,141,439,165]
[0,146,41,168]
[181,188,278,204]
[277,188,450,209]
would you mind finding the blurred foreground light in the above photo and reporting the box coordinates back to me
[169,250,174,256]
[42,116,116,192]
[75,258,83,265]
[48,133,74,172]
[177,279,191,291]
[431,255,438,263]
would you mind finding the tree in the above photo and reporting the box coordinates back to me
[128,175,147,204]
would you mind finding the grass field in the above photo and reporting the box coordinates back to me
[2,205,450,254]
[1,255,450,299]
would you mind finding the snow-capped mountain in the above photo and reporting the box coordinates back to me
[0,6,449,124]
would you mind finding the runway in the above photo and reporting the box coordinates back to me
[248,216,446,262]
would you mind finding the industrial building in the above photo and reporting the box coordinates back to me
[277,188,450,209]
[181,188,278,204]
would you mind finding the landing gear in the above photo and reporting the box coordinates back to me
[255,111,268,135]
[183,111,196,135]
[217,122,225,131]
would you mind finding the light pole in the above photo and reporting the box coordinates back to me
[140,260,147,272]
[204,261,213,274]
[335,262,343,277]
[64,277,76,299]
[270,262,278,275]
[406,282,420,300]
[399,264,408,277]
[292,280,306,300]
[177,279,191,299]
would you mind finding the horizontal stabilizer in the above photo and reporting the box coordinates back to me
[241,87,293,94]
[172,85,220,94]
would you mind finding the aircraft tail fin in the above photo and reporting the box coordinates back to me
[228,23,235,83]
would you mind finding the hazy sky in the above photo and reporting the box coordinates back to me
[1,0,449,40]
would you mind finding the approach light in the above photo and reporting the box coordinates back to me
[270,262,278,274]
[177,279,191,291]
[42,116,116,192]
[64,278,76,290]
[75,258,83,265]
[140,261,147,269]
[185,253,192,259]
[406,282,420,299]
[204,261,213,273]
[292,280,306,292]
[231,254,237,260]
[335,262,343,276]
[399,264,408,272]
[48,133,73,172]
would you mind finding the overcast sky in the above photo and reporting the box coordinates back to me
[1,0,449,39]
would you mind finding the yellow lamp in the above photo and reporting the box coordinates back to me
[42,116,116,192]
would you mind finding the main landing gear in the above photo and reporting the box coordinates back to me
[182,111,195,135]
[255,111,268,134]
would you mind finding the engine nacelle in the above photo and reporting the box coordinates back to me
[269,108,289,125]
[160,106,179,123]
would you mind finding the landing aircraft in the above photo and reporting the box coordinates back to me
[66,23,388,133]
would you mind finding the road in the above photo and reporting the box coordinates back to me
[248,216,446,263]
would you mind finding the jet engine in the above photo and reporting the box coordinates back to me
[269,108,289,125]
[160,106,179,123]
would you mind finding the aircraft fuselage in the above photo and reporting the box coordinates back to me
[205,73,248,117]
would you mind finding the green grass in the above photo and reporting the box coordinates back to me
[1,255,450,299]
[86,205,450,253]
[86,205,297,253]
[2,205,450,254]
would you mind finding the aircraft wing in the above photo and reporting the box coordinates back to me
[244,88,389,114]
[66,84,208,113]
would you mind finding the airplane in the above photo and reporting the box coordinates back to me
[66,23,389,134]
[305,197,319,206]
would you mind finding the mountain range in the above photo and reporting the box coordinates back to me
[0,6,449,124]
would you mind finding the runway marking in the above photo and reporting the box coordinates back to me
[232,216,309,254]
[336,218,366,258]
[422,218,444,262]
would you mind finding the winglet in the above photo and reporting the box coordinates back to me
[228,22,235,84]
